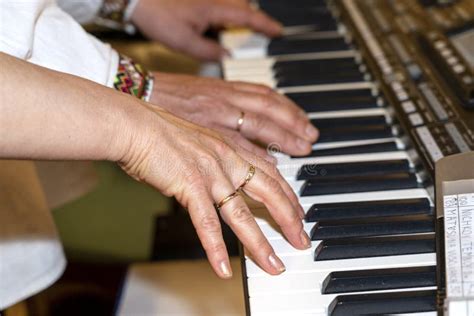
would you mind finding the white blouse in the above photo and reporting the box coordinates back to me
[0,0,141,309]
[0,0,118,88]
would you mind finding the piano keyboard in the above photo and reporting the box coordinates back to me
[220,0,474,313]
[221,0,441,315]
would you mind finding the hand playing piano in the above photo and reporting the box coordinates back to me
[149,72,319,158]
[120,103,312,278]
[130,0,283,60]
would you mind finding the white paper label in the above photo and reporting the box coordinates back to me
[444,192,474,297]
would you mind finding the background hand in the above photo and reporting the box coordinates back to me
[149,72,319,157]
[131,0,282,60]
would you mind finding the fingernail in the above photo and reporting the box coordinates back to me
[300,230,311,249]
[268,253,286,273]
[297,138,311,151]
[220,260,233,278]
[306,124,319,140]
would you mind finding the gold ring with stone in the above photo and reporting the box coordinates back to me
[238,164,256,191]
[236,111,245,132]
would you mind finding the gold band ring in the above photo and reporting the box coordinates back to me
[215,191,240,210]
[238,164,256,191]
[236,111,245,132]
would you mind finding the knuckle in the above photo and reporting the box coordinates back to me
[199,215,221,233]
[230,205,253,224]
[210,137,232,157]
[183,166,204,185]
[250,114,266,131]
[256,84,273,95]
[205,241,227,255]
[266,177,283,194]
[253,238,272,253]
[258,95,273,109]
[195,152,219,177]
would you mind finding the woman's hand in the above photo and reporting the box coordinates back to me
[150,72,319,158]
[0,53,309,279]
[131,0,282,60]
[119,103,311,278]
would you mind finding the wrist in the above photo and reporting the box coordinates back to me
[107,96,167,166]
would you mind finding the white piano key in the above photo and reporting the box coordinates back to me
[257,221,314,239]
[225,73,276,85]
[248,286,436,313]
[247,264,435,294]
[278,81,374,94]
[252,309,326,316]
[278,151,410,179]
[221,29,347,60]
[275,146,409,165]
[311,138,400,151]
[223,51,357,75]
[307,108,388,120]
[298,188,431,208]
[262,231,434,258]
[252,188,431,227]
[220,31,269,59]
[245,251,436,277]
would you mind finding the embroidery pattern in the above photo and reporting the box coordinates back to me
[114,54,154,101]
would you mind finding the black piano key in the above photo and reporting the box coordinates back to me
[259,0,327,7]
[270,13,337,28]
[277,72,364,88]
[273,58,358,73]
[300,172,420,197]
[305,198,432,222]
[316,125,394,143]
[274,63,361,79]
[296,141,400,158]
[311,115,388,128]
[328,290,437,316]
[314,235,435,261]
[297,159,411,180]
[286,89,378,112]
[310,218,434,240]
[321,266,436,294]
[268,38,349,55]
[274,57,358,72]
[260,2,329,14]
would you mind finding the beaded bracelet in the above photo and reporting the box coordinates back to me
[114,54,154,102]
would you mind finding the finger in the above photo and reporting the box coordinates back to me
[181,31,228,61]
[236,147,304,218]
[215,127,276,163]
[209,4,283,37]
[239,167,310,251]
[185,180,232,279]
[211,167,286,275]
[240,111,313,156]
[230,134,276,164]
[223,87,319,142]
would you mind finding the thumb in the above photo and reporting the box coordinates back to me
[183,33,228,61]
